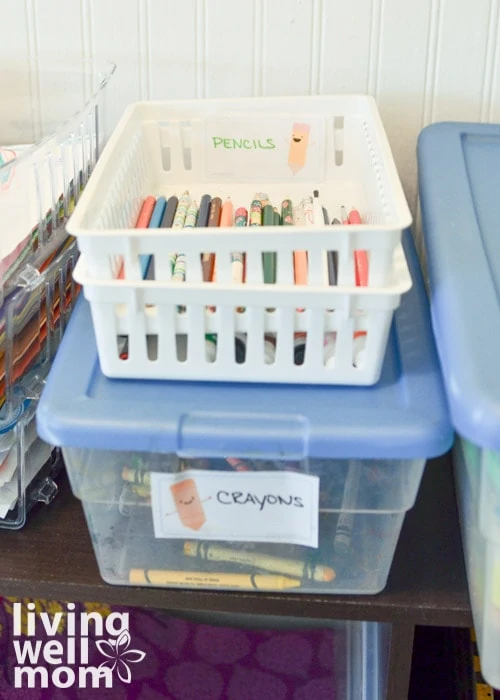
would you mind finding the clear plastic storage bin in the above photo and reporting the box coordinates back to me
[418,121,500,689]
[0,60,114,304]
[0,396,62,529]
[69,95,412,386]
[0,60,114,526]
[37,230,451,594]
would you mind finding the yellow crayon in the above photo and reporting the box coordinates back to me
[129,569,301,590]
[132,484,150,498]
[183,541,335,582]
[122,466,150,485]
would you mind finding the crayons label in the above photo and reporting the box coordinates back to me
[151,469,319,548]
[204,116,325,182]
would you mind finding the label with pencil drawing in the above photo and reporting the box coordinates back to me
[204,115,325,181]
[150,469,319,548]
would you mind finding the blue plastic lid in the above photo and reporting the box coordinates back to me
[418,122,500,452]
[36,230,451,459]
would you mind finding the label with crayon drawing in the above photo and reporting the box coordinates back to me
[150,469,319,548]
[204,115,325,181]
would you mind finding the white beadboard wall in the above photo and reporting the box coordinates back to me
[2,0,500,254]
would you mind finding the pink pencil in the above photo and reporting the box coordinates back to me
[117,196,156,279]
[348,208,368,287]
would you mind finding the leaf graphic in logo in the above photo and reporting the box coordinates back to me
[96,633,146,684]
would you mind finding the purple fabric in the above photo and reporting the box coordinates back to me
[0,600,338,698]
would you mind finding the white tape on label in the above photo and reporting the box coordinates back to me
[150,469,319,549]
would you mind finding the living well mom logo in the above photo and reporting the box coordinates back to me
[11,602,145,690]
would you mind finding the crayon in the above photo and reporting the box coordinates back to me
[340,205,349,224]
[273,207,281,226]
[129,569,301,590]
[132,484,150,498]
[122,466,150,485]
[334,460,362,555]
[184,541,335,582]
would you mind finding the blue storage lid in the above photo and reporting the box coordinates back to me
[36,230,451,459]
[418,122,500,451]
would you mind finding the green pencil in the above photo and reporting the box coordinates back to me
[262,204,276,284]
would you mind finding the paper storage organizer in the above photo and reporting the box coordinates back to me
[69,95,412,386]
[37,230,451,594]
[0,396,61,529]
[0,239,80,416]
[0,60,115,304]
[0,59,114,525]
[418,121,500,689]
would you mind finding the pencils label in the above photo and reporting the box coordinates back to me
[204,115,325,181]
[151,469,319,548]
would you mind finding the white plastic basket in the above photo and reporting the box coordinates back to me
[69,95,412,385]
